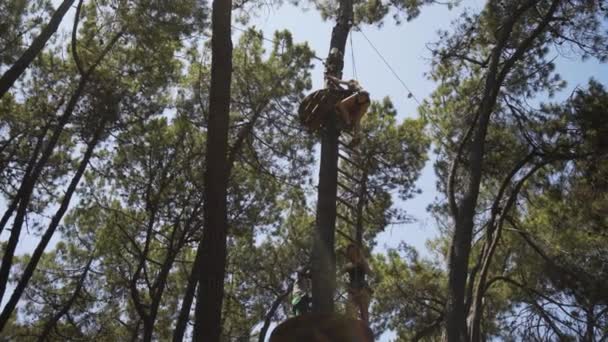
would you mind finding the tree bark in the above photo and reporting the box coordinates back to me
[0,122,105,331]
[192,0,232,338]
[258,283,293,342]
[173,252,201,342]
[443,1,558,340]
[0,30,122,311]
[311,0,353,315]
[468,161,546,342]
[0,0,76,99]
[37,256,94,342]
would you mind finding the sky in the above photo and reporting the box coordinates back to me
[6,0,608,340]
[245,3,608,340]
[247,0,485,258]
[244,0,608,262]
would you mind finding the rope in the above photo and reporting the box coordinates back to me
[231,25,326,65]
[356,26,421,105]
[349,33,358,81]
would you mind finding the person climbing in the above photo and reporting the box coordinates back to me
[326,74,371,145]
[291,267,312,316]
[342,243,372,323]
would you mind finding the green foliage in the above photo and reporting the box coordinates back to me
[311,0,455,25]
[335,98,430,250]
[0,0,54,66]
[5,0,606,340]
[371,243,445,341]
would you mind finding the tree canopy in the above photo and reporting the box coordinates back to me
[0,0,607,341]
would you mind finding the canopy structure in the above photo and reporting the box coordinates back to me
[298,88,353,132]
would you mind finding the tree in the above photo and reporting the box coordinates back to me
[189,0,235,337]
[372,244,446,341]
[311,0,445,316]
[422,0,608,339]
[0,0,76,99]
[0,0,207,335]
[175,28,316,341]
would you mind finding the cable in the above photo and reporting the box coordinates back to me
[349,33,358,81]
[356,26,421,105]
[231,25,326,65]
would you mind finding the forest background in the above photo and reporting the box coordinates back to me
[1,0,608,340]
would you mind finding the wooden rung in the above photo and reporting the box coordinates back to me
[338,139,356,153]
[336,228,355,242]
[337,196,357,212]
[337,213,356,227]
[340,130,353,138]
[338,152,360,168]
[337,168,361,184]
[337,180,358,195]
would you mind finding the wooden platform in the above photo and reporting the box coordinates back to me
[299,88,353,131]
[269,313,374,342]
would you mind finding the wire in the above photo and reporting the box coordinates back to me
[231,25,326,65]
[349,33,358,81]
[356,26,421,105]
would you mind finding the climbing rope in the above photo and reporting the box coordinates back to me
[349,33,358,81]
[230,25,326,65]
[355,26,421,105]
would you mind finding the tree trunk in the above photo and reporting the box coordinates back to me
[443,2,557,339]
[258,284,293,342]
[173,245,202,342]
[0,0,76,99]
[0,123,50,235]
[145,212,197,342]
[355,172,367,246]
[0,77,88,304]
[311,0,353,315]
[0,31,121,306]
[468,161,545,342]
[37,256,94,342]
[584,305,595,342]
[192,0,233,338]
[0,122,105,331]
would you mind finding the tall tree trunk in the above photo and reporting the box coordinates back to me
[0,0,76,99]
[584,305,595,342]
[355,172,367,246]
[37,256,94,342]
[443,2,558,339]
[145,209,200,342]
[311,0,353,315]
[0,122,105,331]
[192,0,233,338]
[0,77,88,303]
[468,160,544,342]
[258,283,293,342]
[0,31,121,306]
[0,122,50,235]
[173,90,267,342]
[173,252,201,342]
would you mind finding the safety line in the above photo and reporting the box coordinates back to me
[349,33,358,81]
[356,26,421,105]
[230,25,326,65]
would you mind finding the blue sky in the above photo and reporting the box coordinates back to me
[248,4,608,339]
[248,1,482,258]
[8,0,608,340]
[247,0,608,261]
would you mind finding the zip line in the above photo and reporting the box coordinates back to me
[355,26,422,105]
[230,25,326,65]
[231,24,420,104]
